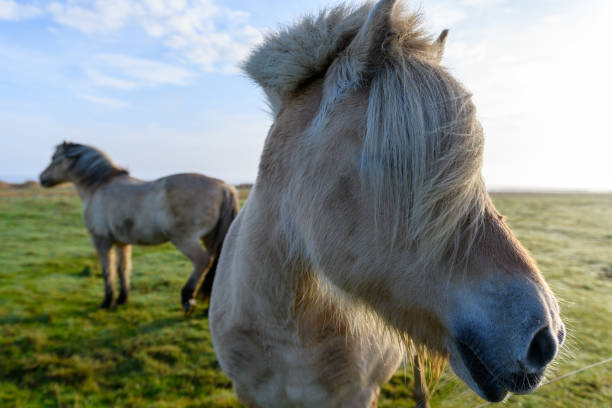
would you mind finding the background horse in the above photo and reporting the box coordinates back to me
[40,142,238,314]
[210,1,565,407]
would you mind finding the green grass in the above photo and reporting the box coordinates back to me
[0,187,610,407]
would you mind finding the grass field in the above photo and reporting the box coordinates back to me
[1,185,611,407]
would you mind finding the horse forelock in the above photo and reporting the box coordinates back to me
[61,143,128,188]
[361,58,487,270]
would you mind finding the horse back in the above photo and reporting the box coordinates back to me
[162,173,229,235]
[84,174,228,246]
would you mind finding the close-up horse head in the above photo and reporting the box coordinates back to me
[235,0,565,403]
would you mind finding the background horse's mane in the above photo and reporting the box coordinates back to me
[60,143,128,188]
[246,1,487,268]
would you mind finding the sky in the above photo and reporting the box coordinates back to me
[0,0,610,191]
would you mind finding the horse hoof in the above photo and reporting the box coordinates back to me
[100,299,115,309]
[415,400,430,408]
[183,299,196,317]
[117,292,129,305]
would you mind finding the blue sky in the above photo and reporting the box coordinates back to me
[1,0,610,190]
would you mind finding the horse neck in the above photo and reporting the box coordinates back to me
[71,181,93,204]
[70,170,127,203]
[247,188,396,347]
[234,189,303,323]
[67,167,109,204]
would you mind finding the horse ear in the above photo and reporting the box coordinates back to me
[431,29,449,64]
[346,0,397,76]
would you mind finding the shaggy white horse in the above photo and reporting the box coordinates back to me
[210,1,565,407]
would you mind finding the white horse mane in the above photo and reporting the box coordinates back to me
[243,2,439,113]
[245,1,487,269]
[243,3,371,114]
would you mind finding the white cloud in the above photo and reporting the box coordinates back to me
[86,69,140,90]
[139,1,262,73]
[84,52,195,91]
[44,0,262,73]
[79,94,129,109]
[47,0,135,34]
[92,53,193,88]
[0,0,41,20]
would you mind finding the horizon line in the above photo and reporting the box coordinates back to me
[1,176,610,195]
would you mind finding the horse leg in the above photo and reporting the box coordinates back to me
[171,239,212,315]
[93,237,116,309]
[116,244,132,305]
[413,356,430,408]
[370,387,381,408]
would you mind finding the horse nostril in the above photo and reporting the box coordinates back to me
[525,326,557,370]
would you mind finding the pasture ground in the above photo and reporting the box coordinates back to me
[0,185,610,407]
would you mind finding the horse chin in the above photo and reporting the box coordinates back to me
[449,340,509,402]
[39,176,60,188]
[448,338,546,402]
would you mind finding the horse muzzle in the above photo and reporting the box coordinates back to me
[39,174,52,187]
[451,321,565,402]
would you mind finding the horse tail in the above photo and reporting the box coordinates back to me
[199,184,240,299]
